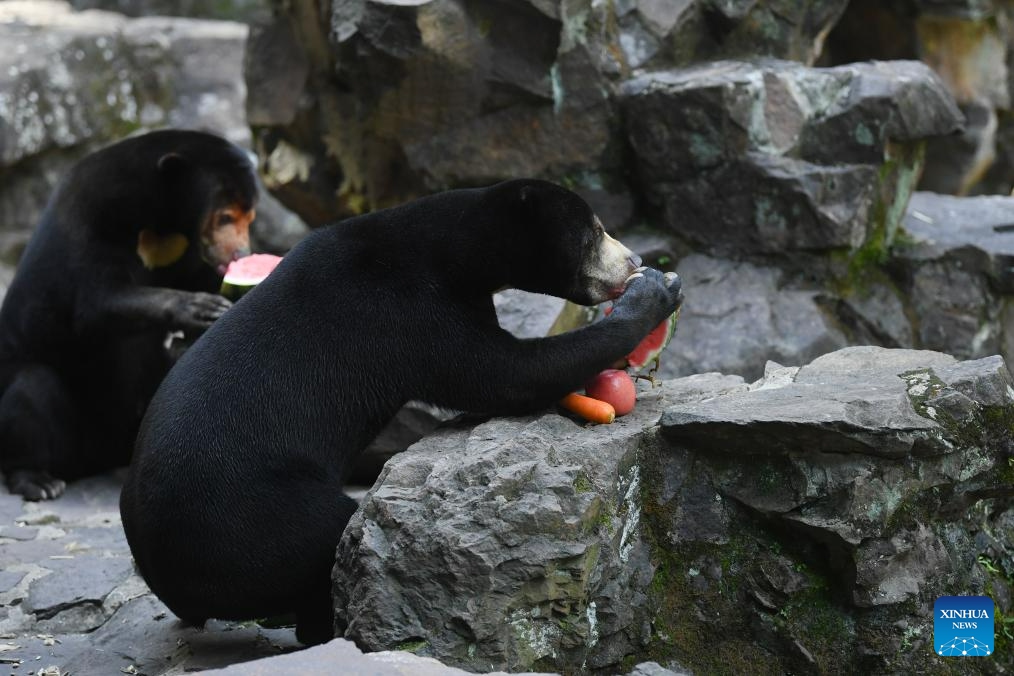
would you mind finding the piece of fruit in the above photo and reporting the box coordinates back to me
[626,307,680,372]
[584,369,636,416]
[603,304,681,373]
[560,392,616,424]
[220,253,283,300]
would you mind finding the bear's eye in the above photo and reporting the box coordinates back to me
[216,210,235,226]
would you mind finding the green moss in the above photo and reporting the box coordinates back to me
[596,502,615,535]
[775,584,853,668]
[395,639,428,653]
[996,604,1014,655]
[837,141,926,297]
[572,474,594,494]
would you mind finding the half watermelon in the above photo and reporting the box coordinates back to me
[626,306,680,373]
[220,253,283,300]
[603,304,681,377]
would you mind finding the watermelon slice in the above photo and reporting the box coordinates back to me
[626,306,680,373]
[220,253,283,300]
[604,304,681,377]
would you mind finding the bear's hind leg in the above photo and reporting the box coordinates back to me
[0,363,78,500]
[295,599,334,646]
[294,493,359,645]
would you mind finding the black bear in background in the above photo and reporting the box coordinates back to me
[121,179,683,645]
[0,130,258,500]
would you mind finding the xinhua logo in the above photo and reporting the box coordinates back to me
[934,596,994,657]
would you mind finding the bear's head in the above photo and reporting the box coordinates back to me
[500,180,641,306]
[131,131,258,280]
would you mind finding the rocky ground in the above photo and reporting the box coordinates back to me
[0,471,307,675]
[0,472,682,675]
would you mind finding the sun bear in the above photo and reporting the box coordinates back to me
[0,129,258,500]
[120,179,682,644]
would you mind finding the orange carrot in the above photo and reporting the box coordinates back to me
[560,392,616,424]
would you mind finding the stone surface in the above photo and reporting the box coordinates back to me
[657,254,847,381]
[70,0,271,22]
[901,191,1014,290]
[0,475,699,676]
[894,191,1014,362]
[620,59,962,257]
[334,376,720,673]
[201,638,551,676]
[23,556,134,620]
[335,347,1014,673]
[0,473,303,675]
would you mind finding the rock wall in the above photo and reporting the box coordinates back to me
[334,347,1014,673]
[244,0,1014,381]
[826,0,1014,195]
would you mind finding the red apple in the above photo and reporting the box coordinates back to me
[585,369,636,416]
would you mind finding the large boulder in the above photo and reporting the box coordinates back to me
[619,59,963,259]
[334,346,1014,673]
[893,191,1014,361]
[826,0,1014,195]
[334,372,748,672]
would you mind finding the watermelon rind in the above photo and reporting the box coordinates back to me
[220,253,282,300]
[626,306,680,372]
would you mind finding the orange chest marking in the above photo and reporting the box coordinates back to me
[137,229,190,269]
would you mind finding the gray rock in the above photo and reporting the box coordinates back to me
[493,290,594,340]
[621,60,961,257]
[657,254,848,381]
[902,191,1014,292]
[658,155,878,256]
[0,525,38,541]
[35,601,107,633]
[334,375,732,673]
[895,191,1014,363]
[336,347,1014,674]
[23,555,134,619]
[200,637,551,676]
[627,661,692,676]
[662,346,957,460]
[0,569,26,594]
[70,0,271,22]
[246,0,854,225]
[830,278,915,349]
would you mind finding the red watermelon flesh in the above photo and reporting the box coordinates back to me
[221,253,282,299]
[223,253,282,284]
[626,309,679,371]
[604,305,680,372]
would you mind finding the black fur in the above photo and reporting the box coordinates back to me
[0,130,257,500]
[120,179,682,644]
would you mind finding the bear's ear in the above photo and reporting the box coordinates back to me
[157,152,188,175]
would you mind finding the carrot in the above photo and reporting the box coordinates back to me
[560,392,616,424]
